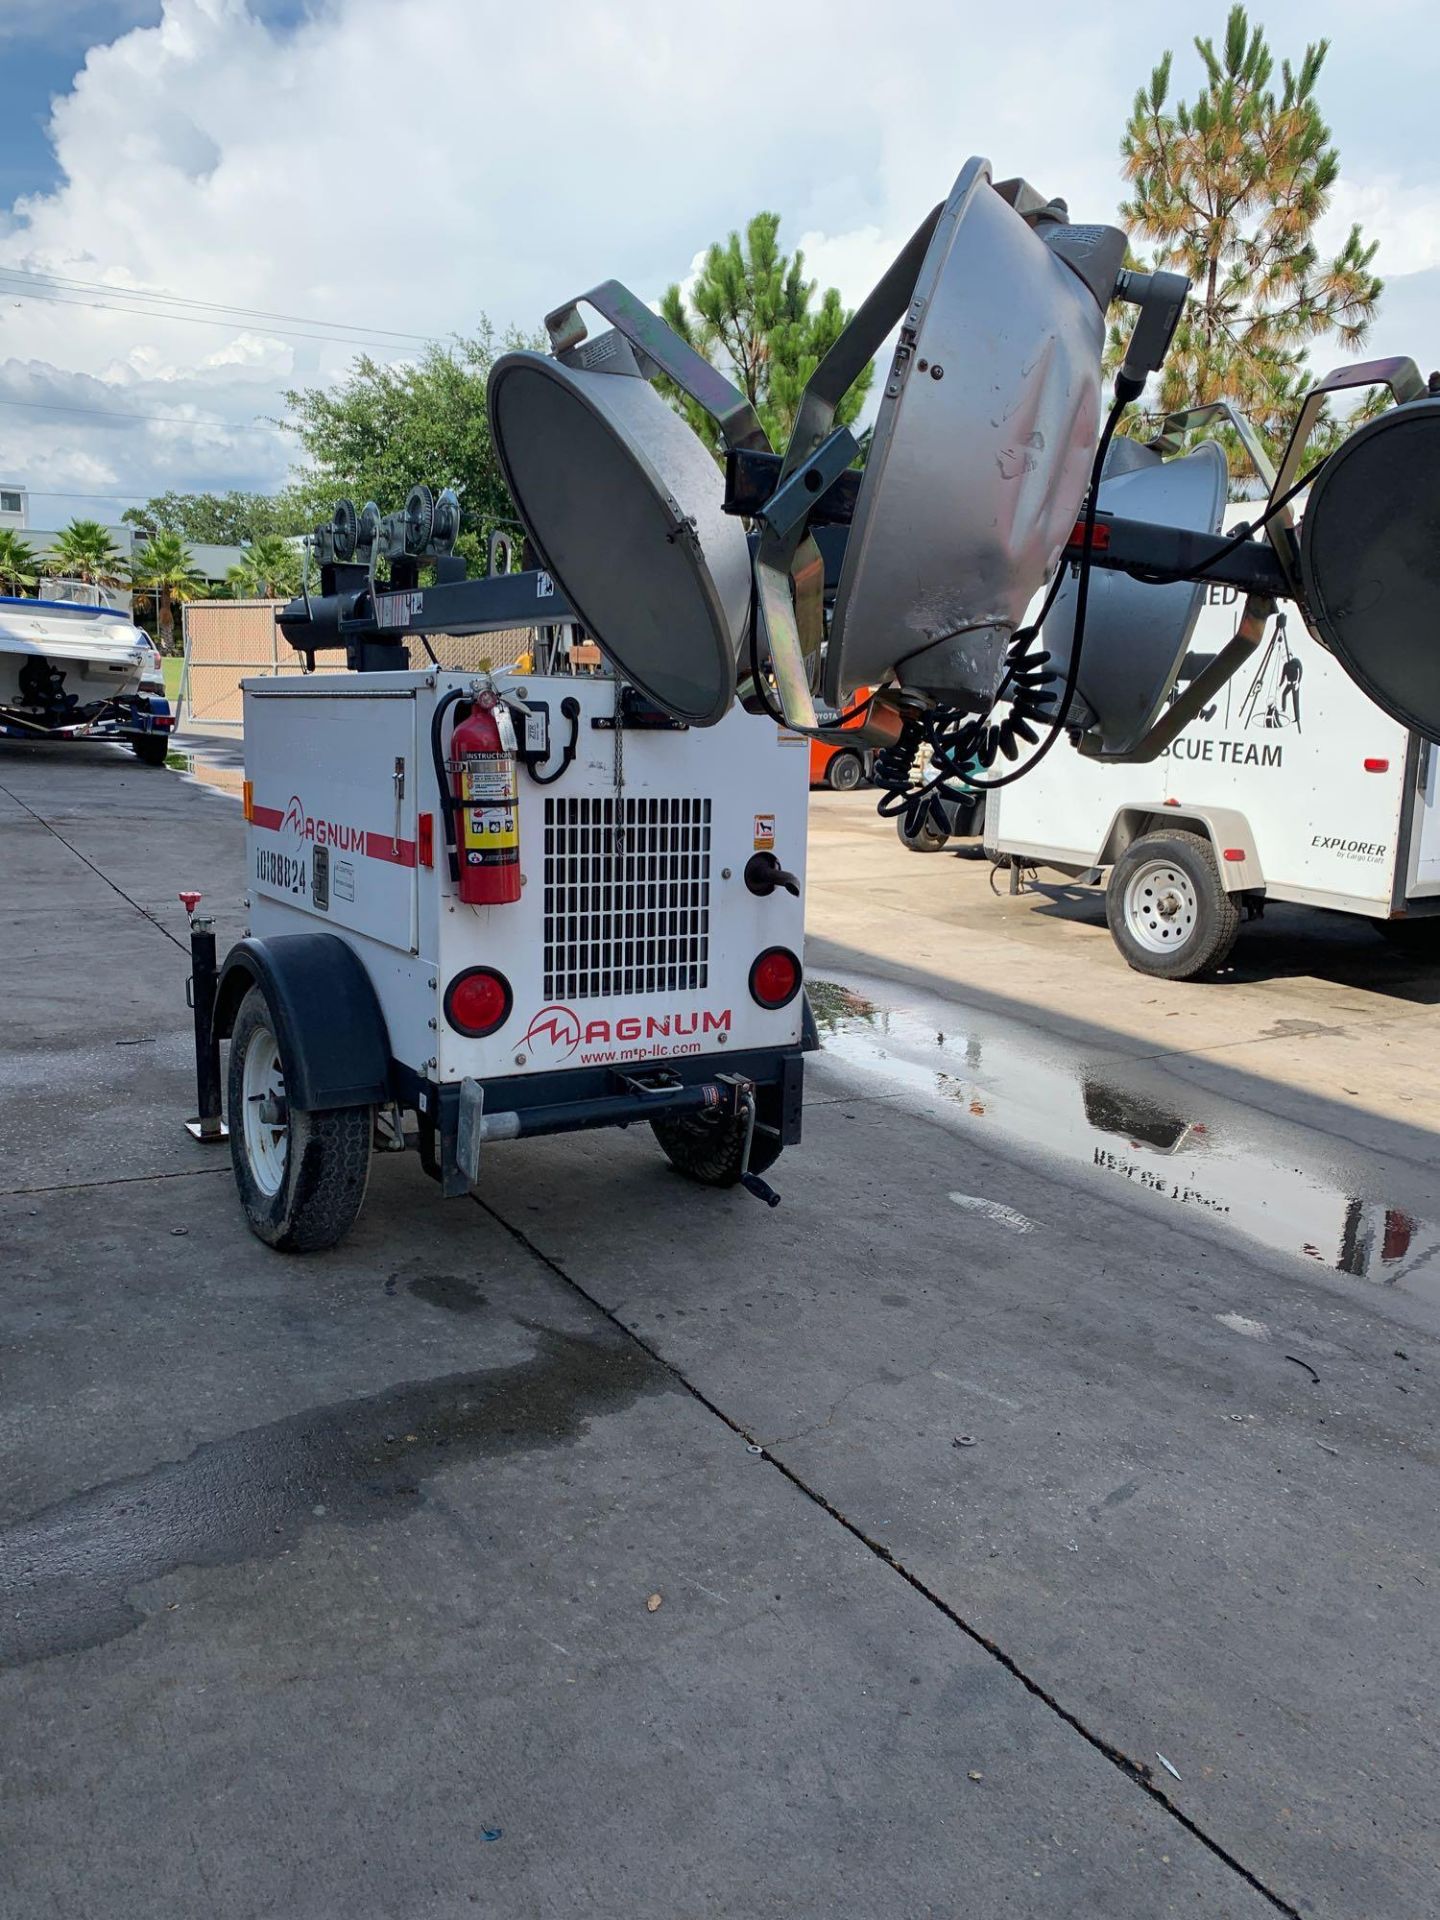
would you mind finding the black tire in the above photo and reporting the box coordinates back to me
[1105,830,1240,981]
[130,735,169,766]
[825,749,865,792]
[897,814,950,852]
[227,985,372,1251]
[651,1108,783,1187]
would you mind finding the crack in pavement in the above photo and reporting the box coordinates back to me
[472,1189,1305,1920]
[0,780,187,953]
[2,1166,229,1200]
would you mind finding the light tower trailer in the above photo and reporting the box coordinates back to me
[185,511,814,1253]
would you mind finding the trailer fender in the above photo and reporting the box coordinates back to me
[213,933,392,1111]
[1096,806,1264,893]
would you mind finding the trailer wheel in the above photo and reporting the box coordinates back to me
[227,985,372,1251]
[651,1108,783,1187]
[1106,831,1240,980]
[826,749,866,792]
[897,813,950,853]
[130,736,169,766]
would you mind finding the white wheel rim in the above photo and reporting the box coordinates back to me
[1124,859,1199,954]
[242,1023,289,1196]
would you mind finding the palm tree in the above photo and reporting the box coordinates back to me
[226,533,301,599]
[0,529,40,596]
[132,530,206,653]
[43,519,128,588]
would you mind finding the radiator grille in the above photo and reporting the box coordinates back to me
[543,795,712,1001]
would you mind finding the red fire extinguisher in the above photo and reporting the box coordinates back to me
[449,691,521,905]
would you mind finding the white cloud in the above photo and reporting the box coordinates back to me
[1323,176,1440,279]
[1,0,1437,519]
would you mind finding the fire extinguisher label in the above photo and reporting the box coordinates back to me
[462,753,515,805]
[462,805,518,863]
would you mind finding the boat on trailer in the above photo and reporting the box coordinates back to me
[0,589,174,762]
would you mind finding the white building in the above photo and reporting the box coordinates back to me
[0,484,27,530]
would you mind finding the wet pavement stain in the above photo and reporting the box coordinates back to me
[0,1324,663,1670]
[811,973,1439,1292]
[406,1273,487,1314]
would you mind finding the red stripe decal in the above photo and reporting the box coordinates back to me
[364,831,417,868]
[251,805,415,867]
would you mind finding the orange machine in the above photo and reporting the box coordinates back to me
[808,689,873,791]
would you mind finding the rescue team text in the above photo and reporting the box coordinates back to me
[1162,738,1283,767]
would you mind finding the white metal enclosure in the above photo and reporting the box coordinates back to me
[240,668,811,1087]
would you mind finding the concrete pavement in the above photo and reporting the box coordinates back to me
[2,739,1437,1918]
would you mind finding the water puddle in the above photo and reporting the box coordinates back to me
[165,746,245,802]
[810,975,1438,1296]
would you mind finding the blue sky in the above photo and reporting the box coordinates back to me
[0,3,307,200]
[0,0,1436,526]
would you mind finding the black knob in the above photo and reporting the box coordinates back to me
[745,852,800,898]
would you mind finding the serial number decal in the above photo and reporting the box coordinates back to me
[255,847,308,895]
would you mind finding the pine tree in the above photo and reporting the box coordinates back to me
[1115,5,1382,471]
[660,213,872,456]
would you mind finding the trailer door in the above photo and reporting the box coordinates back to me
[1403,738,1440,898]
[245,682,420,955]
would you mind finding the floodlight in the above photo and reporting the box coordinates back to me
[823,160,1124,710]
[331,497,358,561]
[488,160,1127,727]
[1298,396,1440,740]
[488,323,758,725]
[432,486,462,555]
[1041,436,1228,756]
[356,501,381,560]
[404,483,435,555]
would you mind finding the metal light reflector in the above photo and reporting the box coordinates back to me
[489,162,1124,728]
[1042,437,1228,756]
[489,319,757,727]
[1298,397,1440,740]
[824,159,1120,710]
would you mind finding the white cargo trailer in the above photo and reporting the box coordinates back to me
[986,567,1440,978]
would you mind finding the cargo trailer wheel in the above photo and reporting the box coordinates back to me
[824,749,865,792]
[130,735,169,766]
[227,985,372,1251]
[897,813,950,852]
[651,1108,783,1187]
[1106,831,1239,981]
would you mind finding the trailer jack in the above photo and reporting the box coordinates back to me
[181,892,228,1144]
[721,1076,782,1209]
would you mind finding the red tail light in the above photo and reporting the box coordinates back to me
[444,967,513,1037]
[749,946,802,1010]
[1364,758,1389,773]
